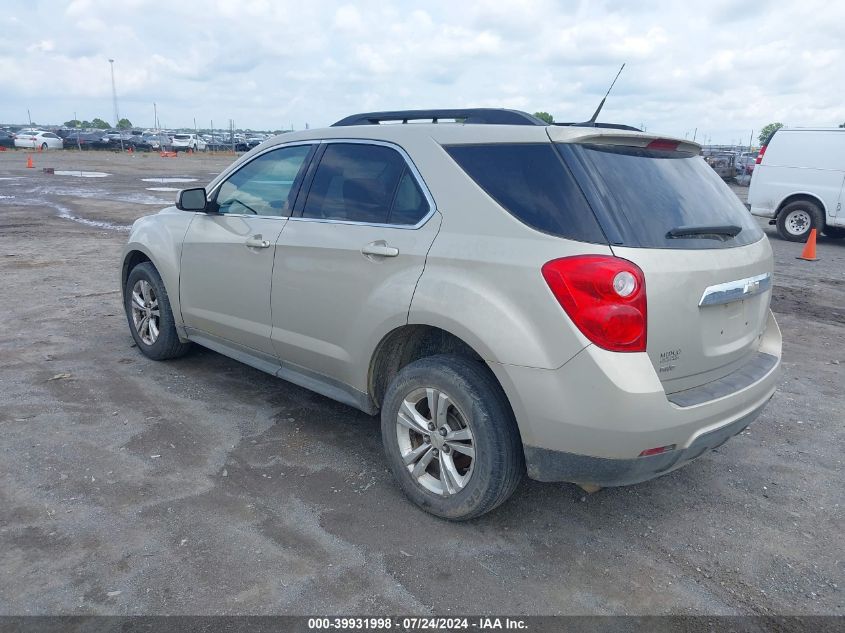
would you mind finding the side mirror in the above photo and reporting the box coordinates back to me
[177,187,208,211]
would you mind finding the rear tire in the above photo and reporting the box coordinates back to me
[41,142,48,151]
[381,355,524,520]
[776,200,824,242]
[124,262,191,360]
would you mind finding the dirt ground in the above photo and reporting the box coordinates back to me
[0,150,842,615]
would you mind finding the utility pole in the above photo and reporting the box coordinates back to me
[153,102,158,130]
[108,59,124,151]
[27,109,32,128]
[74,110,81,150]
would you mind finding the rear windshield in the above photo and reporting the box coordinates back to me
[557,143,763,249]
[445,143,606,243]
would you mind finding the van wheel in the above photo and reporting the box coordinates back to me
[381,355,524,520]
[824,226,845,239]
[124,262,191,360]
[776,201,824,242]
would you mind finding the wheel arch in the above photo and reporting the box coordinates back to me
[775,192,828,221]
[367,325,523,449]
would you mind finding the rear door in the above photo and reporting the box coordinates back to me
[555,137,773,393]
[270,141,440,391]
[179,144,314,355]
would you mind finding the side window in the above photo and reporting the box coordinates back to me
[389,169,429,225]
[213,145,311,217]
[302,143,427,225]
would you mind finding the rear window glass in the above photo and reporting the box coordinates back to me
[557,143,764,249]
[445,144,606,243]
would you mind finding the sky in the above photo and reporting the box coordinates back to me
[1,0,843,144]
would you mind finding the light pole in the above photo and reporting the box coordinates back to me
[108,58,123,151]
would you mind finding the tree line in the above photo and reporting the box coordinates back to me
[63,118,133,130]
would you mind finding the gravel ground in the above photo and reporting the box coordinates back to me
[0,150,842,615]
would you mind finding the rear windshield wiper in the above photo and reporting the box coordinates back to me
[666,225,742,240]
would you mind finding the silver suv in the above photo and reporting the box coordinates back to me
[121,109,782,519]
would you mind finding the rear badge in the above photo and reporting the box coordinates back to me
[659,349,681,374]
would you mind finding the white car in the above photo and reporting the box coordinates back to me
[749,127,845,241]
[14,130,64,150]
[171,134,207,152]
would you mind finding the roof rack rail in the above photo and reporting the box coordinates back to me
[554,122,642,132]
[331,108,546,127]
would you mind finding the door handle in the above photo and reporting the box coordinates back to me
[245,235,271,249]
[361,241,399,258]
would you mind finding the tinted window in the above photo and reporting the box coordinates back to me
[213,144,311,217]
[445,143,606,243]
[558,144,764,249]
[303,143,426,224]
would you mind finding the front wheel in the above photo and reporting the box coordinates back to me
[124,262,191,360]
[776,200,824,242]
[381,355,524,520]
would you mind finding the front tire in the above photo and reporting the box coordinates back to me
[124,262,191,360]
[381,355,524,520]
[776,200,824,242]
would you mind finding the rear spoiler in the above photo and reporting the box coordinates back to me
[547,127,701,155]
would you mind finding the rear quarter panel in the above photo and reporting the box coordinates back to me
[405,137,612,369]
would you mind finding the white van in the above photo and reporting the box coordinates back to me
[748,127,845,241]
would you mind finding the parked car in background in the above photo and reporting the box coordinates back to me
[121,108,781,519]
[0,130,14,149]
[206,138,250,152]
[141,133,171,150]
[14,130,63,150]
[171,133,207,152]
[749,127,845,241]
[62,132,112,150]
[736,152,758,176]
[704,151,737,180]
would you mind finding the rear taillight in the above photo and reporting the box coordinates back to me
[755,145,766,164]
[541,255,647,352]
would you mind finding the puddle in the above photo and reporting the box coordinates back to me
[53,203,131,231]
[54,171,111,178]
[27,185,170,206]
[0,195,15,199]
[146,187,180,192]
[141,177,198,183]
[13,197,132,232]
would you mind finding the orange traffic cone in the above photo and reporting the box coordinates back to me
[797,229,818,261]
[26,155,34,168]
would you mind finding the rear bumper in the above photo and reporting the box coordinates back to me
[523,397,769,485]
[489,310,781,485]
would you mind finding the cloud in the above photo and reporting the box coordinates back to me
[0,0,842,141]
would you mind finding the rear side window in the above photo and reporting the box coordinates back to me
[302,143,428,225]
[445,143,606,243]
[558,144,764,249]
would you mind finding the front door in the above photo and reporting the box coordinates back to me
[271,141,440,391]
[179,144,314,355]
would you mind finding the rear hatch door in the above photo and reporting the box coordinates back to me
[553,131,772,393]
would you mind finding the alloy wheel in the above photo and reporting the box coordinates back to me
[130,279,161,345]
[396,387,475,496]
